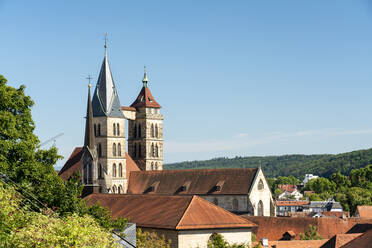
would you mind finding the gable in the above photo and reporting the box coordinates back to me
[127,168,258,195]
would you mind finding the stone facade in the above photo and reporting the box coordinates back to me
[128,107,164,171]
[93,116,127,193]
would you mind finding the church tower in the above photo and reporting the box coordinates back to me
[81,84,100,197]
[91,45,127,194]
[128,69,164,171]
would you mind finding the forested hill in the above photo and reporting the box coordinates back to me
[164,148,372,178]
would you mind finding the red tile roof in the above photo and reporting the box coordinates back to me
[58,147,83,180]
[127,168,258,195]
[130,86,161,108]
[276,201,309,206]
[340,229,372,248]
[243,216,372,241]
[320,233,363,248]
[121,106,136,111]
[84,194,256,230]
[58,147,140,181]
[278,184,297,193]
[254,240,328,248]
[356,205,372,218]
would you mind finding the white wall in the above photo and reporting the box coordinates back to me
[178,228,252,248]
[248,168,273,216]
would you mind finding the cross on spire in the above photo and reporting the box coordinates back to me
[104,33,108,50]
[86,74,93,88]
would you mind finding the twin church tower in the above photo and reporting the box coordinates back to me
[81,45,163,195]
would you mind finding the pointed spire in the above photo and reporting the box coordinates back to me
[142,66,148,87]
[84,84,95,150]
[91,37,124,118]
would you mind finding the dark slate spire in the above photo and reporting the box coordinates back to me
[92,46,124,118]
[84,85,95,150]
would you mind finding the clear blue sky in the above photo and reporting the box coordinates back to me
[2,0,372,169]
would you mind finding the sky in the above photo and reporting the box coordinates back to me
[2,1,372,169]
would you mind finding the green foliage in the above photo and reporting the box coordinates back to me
[299,224,322,240]
[0,181,117,247]
[303,177,336,194]
[136,228,171,248]
[165,149,372,179]
[0,75,126,232]
[269,176,300,195]
[207,233,249,248]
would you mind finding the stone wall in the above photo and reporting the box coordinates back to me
[202,195,250,214]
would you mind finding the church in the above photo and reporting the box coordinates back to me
[58,45,275,217]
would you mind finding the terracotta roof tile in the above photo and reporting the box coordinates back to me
[356,205,372,218]
[278,184,297,193]
[130,86,161,108]
[84,194,256,230]
[244,216,372,241]
[58,147,83,180]
[254,240,328,248]
[58,147,140,181]
[121,106,136,111]
[276,200,309,206]
[340,229,372,248]
[127,168,258,195]
[320,233,363,248]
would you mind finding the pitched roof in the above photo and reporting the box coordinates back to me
[130,86,161,108]
[58,147,83,180]
[276,201,309,206]
[84,194,256,230]
[244,216,372,241]
[58,147,140,181]
[356,205,372,218]
[92,51,123,117]
[278,184,297,193]
[320,233,363,248]
[127,168,258,195]
[84,86,95,152]
[255,240,328,248]
[340,229,372,248]
[121,106,136,112]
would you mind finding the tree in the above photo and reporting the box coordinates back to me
[299,224,322,240]
[0,75,126,231]
[304,177,336,194]
[136,228,171,248]
[0,180,118,247]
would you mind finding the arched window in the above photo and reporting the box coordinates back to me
[258,179,264,190]
[233,198,239,211]
[151,143,155,157]
[155,124,158,138]
[112,185,117,194]
[134,124,137,138]
[133,143,137,158]
[151,124,154,138]
[98,164,102,179]
[113,143,116,156]
[213,198,218,206]
[258,200,264,216]
[98,143,102,158]
[98,124,101,136]
[117,143,121,156]
[155,162,158,170]
[138,124,142,137]
[138,144,142,157]
[118,185,123,194]
[151,162,154,170]
[119,163,122,177]
[117,123,120,136]
[113,164,117,178]
[155,144,159,157]
[94,124,97,137]
[113,123,116,136]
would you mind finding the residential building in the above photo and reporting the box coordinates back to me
[276,200,308,216]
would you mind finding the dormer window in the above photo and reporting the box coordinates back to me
[144,181,160,194]
[148,97,153,102]
[215,185,221,191]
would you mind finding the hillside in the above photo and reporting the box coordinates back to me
[164,148,372,178]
